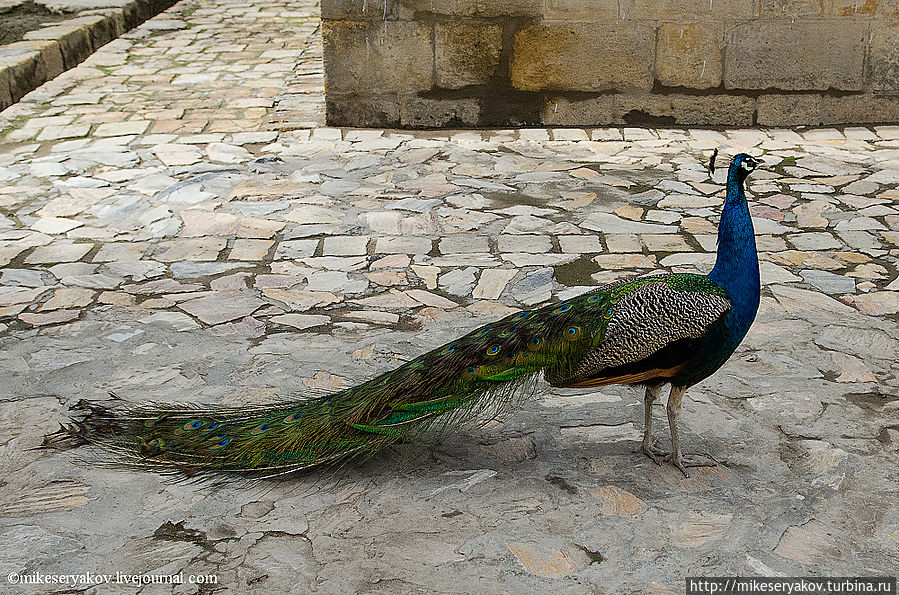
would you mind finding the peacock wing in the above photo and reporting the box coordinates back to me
[550,275,732,387]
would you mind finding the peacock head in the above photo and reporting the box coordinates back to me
[730,153,764,180]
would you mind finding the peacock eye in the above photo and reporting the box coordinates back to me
[487,345,500,355]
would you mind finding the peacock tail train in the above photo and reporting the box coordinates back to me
[53,273,728,478]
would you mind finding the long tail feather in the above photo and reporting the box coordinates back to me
[48,287,621,478]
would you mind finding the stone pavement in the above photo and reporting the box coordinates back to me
[1,0,898,592]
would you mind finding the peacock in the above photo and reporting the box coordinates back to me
[50,152,763,478]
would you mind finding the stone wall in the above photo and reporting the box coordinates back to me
[321,0,899,127]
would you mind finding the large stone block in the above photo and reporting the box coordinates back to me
[435,22,502,89]
[618,0,753,19]
[542,93,755,126]
[121,0,152,30]
[759,0,827,18]
[757,94,823,126]
[400,96,481,127]
[511,22,654,92]
[395,0,543,17]
[833,0,879,16]
[322,21,433,94]
[321,0,408,21]
[23,22,92,70]
[0,50,45,103]
[68,14,119,50]
[834,0,899,17]
[871,23,899,93]
[0,68,13,111]
[823,94,899,123]
[544,0,618,20]
[79,8,127,39]
[758,93,899,125]
[655,22,723,89]
[326,93,401,127]
[1,40,64,81]
[541,95,619,126]
[622,94,756,126]
[724,20,867,91]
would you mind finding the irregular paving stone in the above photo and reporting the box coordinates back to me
[92,242,148,262]
[24,243,93,264]
[305,271,368,294]
[558,235,603,254]
[270,313,331,330]
[670,513,733,548]
[154,238,227,262]
[283,205,342,224]
[229,239,273,261]
[581,212,676,234]
[31,218,83,235]
[472,268,517,300]
[497,234,551,253]
[438,267,478,296]
[774,524,843,565]
[206,143,253,163]
[593,254,657,269]
[345,310,400,325]
[769,285,856,315]
[152,143,202,166]
[350,289,420,309]
[274,239,319,260]
[596,485,645,518]
[169,262,248,279]
[787,232,842,251]
[831,353,877,383]
[262,288,341,311]
[375,236,433,254]
[404,290,457,308]
[509,267,553,305]
[179,211,239,236]
[18,309,80,326]
[323,236,369,256]
[846,291,899,316]
[439,235,490,254]
[799,270,856,294]
[177,291,266,325]
[506,542,591,580]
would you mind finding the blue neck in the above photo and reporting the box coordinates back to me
[708,164,761,339]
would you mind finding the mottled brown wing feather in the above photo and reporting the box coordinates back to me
[562,281,731,386]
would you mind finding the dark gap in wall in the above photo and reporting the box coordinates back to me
[478,16,541,126]
[622,110,677,126]
[651,81,862,99]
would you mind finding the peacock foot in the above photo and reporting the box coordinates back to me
[641,439,668,465]
[666,452,718,477]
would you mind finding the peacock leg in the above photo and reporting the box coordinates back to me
[641,383,667,464]
[665,385,717,476]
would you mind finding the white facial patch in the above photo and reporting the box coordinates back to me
[740,160,755,171]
